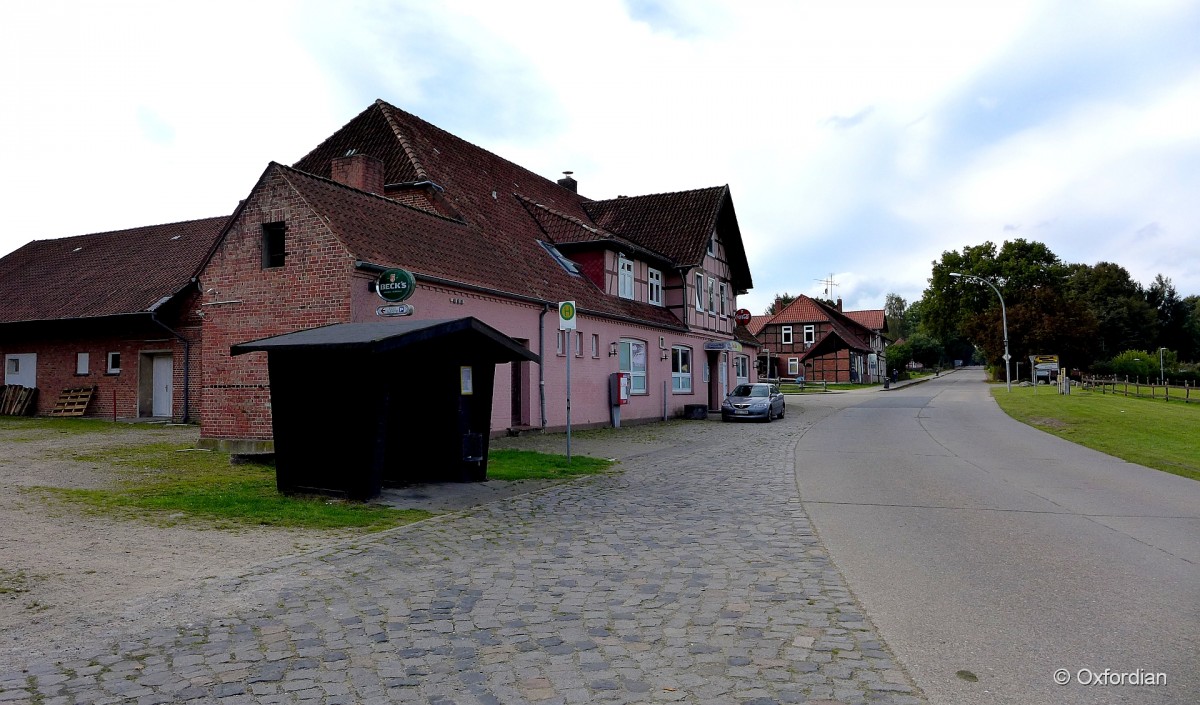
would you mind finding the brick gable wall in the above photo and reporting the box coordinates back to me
[198,170,355,443]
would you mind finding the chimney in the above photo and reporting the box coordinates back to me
[836,298,843,311]
[331,152,385,195]
[557,170,577,193]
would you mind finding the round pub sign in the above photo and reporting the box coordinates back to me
[376,268,416,302]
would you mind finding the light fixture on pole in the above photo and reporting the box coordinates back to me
[950,272,1011,392]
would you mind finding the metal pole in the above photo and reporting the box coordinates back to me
[565,344,571,463]
[950,273,1010,392]
[1159,347,1166,386]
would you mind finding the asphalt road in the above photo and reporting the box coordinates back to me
[795,368,1200,704]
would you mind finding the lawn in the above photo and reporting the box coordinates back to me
[990,386,1200,481]
[2,417,614,530]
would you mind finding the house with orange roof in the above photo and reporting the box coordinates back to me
[750,295,888,383]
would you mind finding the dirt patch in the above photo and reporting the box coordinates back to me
[1027,416,1070,430]
[0,421,343,663]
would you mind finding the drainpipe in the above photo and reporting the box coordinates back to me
[538,303,549,428]
[148,307,191,423]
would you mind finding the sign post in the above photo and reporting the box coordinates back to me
[558,301,576,462]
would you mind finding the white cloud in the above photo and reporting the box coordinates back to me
[2,0,1198,316]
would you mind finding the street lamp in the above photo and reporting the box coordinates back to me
[950,272,1011,392]
[1159,347,1167,386]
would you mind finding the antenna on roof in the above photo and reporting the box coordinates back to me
[815,273,839,298]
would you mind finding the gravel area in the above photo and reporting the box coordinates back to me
[0,417,699,668]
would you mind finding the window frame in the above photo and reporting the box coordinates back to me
[575,331,584,357]
[618,255,635,299]
[75,352,89,376]
[804,325,816,344]
[782,326,793,345]
[694,272,705,311]
[671,346,693,393]
[734,355,750,384]
[591,334,600,359]
[719,283,727,316]
[708,277,716,313]
[619,338,648,395]
[106,352,122,374]
[788,357,800,376]
[648,267,663,306]
[261,221,287,269]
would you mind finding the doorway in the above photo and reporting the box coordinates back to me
[138,352,173,418]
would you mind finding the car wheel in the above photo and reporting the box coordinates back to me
[763,409,772,423]
[778,405,785,419]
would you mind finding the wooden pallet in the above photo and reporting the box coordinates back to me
[0,385,37,415]
[48,386,95,417]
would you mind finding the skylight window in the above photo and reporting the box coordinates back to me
[539,241,581,276]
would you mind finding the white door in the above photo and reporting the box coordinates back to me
[4,353,37,387]
[152,355,173,417]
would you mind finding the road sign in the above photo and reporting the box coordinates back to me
[558,301,576,330]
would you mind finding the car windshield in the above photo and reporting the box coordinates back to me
[732,384,769,397]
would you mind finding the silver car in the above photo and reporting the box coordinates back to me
[721,383,785,422]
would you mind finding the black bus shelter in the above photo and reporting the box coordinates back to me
[231,317,540,500]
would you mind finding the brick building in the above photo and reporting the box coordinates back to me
[749,295,887,383]
[0,217,227,420]
[2,100,760,449]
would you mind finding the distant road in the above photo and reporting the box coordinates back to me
[794,369,1200,705]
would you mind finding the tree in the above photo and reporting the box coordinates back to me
[1146,274,1189,357]
[765,292,796,316]
[884,293,907,339]
[1063,262,1155,362]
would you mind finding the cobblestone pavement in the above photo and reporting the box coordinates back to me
[0,412,925,704]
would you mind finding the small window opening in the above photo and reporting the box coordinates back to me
[262,222,287,268]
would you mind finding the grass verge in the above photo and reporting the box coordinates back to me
[42,443,430,531]
[991,386,1200,481]
[486,449,612,481]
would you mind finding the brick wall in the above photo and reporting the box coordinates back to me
[0,320,197,420]
[198,168,355,442]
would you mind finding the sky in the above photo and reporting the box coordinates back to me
[3,0,1199,315]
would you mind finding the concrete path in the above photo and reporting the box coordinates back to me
[796,368,1200,705]
[0,408,925,703]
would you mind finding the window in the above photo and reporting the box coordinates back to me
[5,358,16,375]
[708,278,715,313]
[618,256,634,299]
[734,355,749,384]
[539,241,581,275]
[671,346,692,393]
[695,273,705,311]
[556,330,566,356]
[75,352,89,375]
[591,334,600,358]
[804,325,816,344]
[782,326,793,344]
[107,352,122,374]
[719,283,727,316]
[575,331,584,357]
[648,268,663,306]
[262,221,287,268]
[707,231,717,256]
[788,358,800,376]
[619,339,647,394]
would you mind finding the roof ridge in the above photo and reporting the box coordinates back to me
[516,195,606,236]
[375,99,429,181]
[588,184,728,205]
[274,162,466,227]
[20,214,229,246]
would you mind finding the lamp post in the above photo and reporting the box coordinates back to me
[1159,347,1167,386]
[950,272,1010,392]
